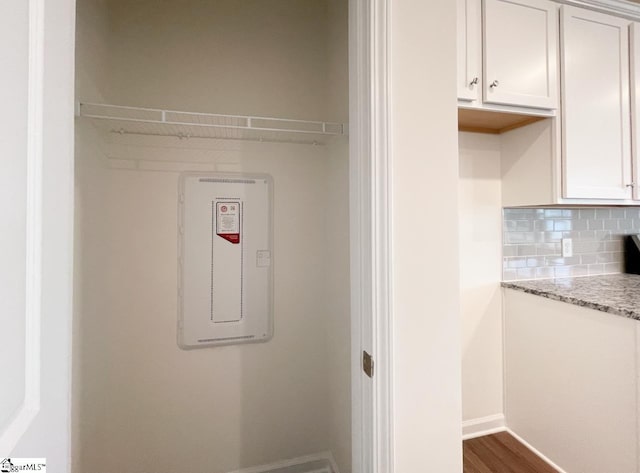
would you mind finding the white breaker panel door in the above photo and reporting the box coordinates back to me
[178,174,273,348]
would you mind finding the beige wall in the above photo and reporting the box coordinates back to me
[83,141,335,473]
[325,139,351,472]
[75,0,110,103]
[458,132,504,424]
[73,120,110,473]
[74,1,350,472]
[391,0,463,470]
[325,0,351,470]
[73,0,111,470]
[106,0,333,122]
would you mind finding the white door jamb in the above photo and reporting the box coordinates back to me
[349,0,393,472]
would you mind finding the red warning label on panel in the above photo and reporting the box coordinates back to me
[216,201,240,244]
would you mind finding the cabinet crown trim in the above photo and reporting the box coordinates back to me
[557,0,640,20]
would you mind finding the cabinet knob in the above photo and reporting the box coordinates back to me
[490,80,499,88]
[626,183,636,188]
[469,77,479,86]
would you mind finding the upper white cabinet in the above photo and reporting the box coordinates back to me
[484,0,558,109]
[561,5,632,200]
[457,0,482,102]
[457,0,558,111]
[502,4,639,206]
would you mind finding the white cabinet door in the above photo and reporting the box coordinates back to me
[0,0,75,469]
[483,0,558,109]
[561,6,632,200]
[631,23,640,201]
[457,0,482,102]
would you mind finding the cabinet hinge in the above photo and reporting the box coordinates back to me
[363,350,374,378]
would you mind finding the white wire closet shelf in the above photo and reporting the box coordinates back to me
[79,103,346,145]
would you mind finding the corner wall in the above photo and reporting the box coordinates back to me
[458,129,640,437]
[458,132,504,429]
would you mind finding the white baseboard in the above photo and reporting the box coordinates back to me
[226,451,339,473]
[506,428,568,473]
[462,414,506,440]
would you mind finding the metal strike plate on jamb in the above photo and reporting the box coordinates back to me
[363,350,374,378]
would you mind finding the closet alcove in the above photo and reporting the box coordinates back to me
[73,1,351,472]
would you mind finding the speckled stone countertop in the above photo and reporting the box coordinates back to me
[502,274,640,321]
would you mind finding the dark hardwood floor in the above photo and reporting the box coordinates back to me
[463,432,559,473]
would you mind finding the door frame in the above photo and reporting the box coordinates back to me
[349,0,393,472]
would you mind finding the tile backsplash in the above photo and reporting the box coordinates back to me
[503,208,640,281]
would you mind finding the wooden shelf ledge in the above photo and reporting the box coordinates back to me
[458,108,546,134]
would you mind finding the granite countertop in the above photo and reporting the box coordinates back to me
[502,273,640,321]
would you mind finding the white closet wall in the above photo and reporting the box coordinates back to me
[73,1,350,472]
